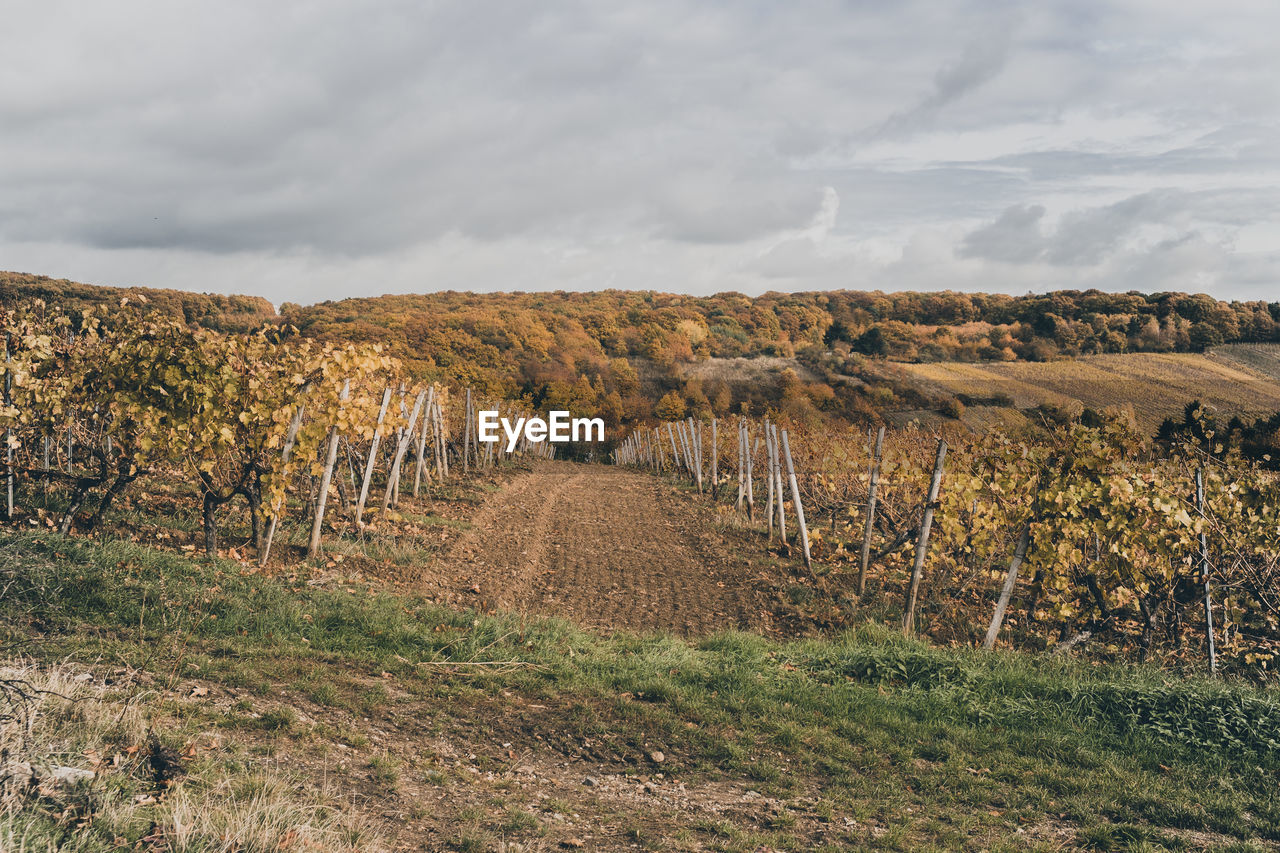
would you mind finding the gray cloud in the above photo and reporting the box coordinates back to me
[877,26,1016,137]
[959,204,1047,263]
[1,1,1278,302]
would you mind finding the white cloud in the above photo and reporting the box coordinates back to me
[1,1,1278,302]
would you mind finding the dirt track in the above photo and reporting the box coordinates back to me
[439,461,776,635]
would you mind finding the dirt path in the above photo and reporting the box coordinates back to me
[435,461,775,635]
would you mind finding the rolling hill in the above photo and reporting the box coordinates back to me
[898,347,1280,430]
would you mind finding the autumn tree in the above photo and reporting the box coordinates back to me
[655,390,686,420]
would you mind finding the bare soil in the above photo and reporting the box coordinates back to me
[424,461,823,637]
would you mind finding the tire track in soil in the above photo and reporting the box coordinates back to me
[439,461,765,635]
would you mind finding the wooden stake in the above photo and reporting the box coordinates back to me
[736,422,745,510]
[858,426,885,596]
[4,336,12,520]
[260,399,307,566]
[904,439,947,635]
[764,420,776,540]
[1196,468,1218,675]
[354,387,393,527]
[307,379,349,559]
[683,420,695,476]
[341,438,358,511]
[462,388,472,472]
[695,419,703,484]
[392,382,407,503]
[982,519,1031,649]
[432,400,445,479]
[768,422,778,540]
[412,387,436,496]
[382,390,427,511]
[710,418,718,498]
[780,428,810,570]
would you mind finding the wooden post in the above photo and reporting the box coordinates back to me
[744,423,754,522]
[260,400,307,566]
[341,438,358,511]
[780,429,811,570]
[764,421,776,540]
[772,424,787,543]
[904,439,947,635]
[710,418,718,498]
[682,421,694,476]
[667,423,680,475]
[736,422,745,510]
[693,418,703,493]
[462,388,473,473]
[476,395,485,467]
[4,335,12,521]
[412,387,436,496]
[354,387,392,527]
[1196,469,1218,675]
[982,519,1031,649]
[307,379,349,559]
[335,453,351,511]
[858,426,885,596]
[392,383,407,503]
[433,400,446,479]
[382,390,426,511]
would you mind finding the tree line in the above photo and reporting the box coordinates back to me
[6,272,1279,431]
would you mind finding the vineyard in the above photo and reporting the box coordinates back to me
[0,302,551,565]
[615,409,1280,675]
[6,300,1280,676]
[5,301,1280,849]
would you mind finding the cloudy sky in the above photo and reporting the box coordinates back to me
[2,1,1278,305]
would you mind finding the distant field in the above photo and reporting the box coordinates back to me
[1212,342,1280,380]
[901,350,1280,430]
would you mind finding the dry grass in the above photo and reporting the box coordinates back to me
[680,356,822,384]
[0,662,382,852]
[165,776,373,853]
[902,351,1280,429]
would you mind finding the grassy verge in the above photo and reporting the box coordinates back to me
[0,661,378,852]
[2,531,1279,851]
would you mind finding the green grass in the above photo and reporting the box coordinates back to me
[3,530,1280,850]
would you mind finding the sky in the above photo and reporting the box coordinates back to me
[2,1,1278,306]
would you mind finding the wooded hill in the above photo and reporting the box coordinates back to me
[6,270,1280,430]
[0,271,277,333]
[279,289,1280,430]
